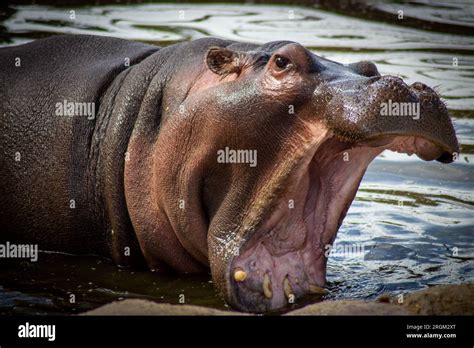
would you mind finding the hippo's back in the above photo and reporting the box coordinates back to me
[0,35,159,252]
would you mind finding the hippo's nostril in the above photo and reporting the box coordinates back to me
[379,75,405,87]
[347,60,380,78]
[411,82,428,91]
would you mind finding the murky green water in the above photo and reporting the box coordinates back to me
[0,1,473,314]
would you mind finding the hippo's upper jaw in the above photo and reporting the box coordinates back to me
[195,42,459,313]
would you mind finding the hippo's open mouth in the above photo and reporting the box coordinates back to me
[227,131,454,312]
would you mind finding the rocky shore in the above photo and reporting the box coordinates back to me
[82,283,473,316]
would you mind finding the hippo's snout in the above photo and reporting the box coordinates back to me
[323,74,459,163]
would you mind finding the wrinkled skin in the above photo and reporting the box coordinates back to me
[0,35,458,312]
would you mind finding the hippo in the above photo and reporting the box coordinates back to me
[0,34,458,312]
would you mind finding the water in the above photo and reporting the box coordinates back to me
[0,1,473,314]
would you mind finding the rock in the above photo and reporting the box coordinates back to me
[286,283,474,315]
[80,283,473,315]
[402,283,474,315]
[81,299,245,316]
[284,300,410,315]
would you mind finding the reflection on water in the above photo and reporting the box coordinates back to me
[0,1,473,314]
[0,254,226,315]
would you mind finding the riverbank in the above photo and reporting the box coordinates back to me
[82,283,473,315]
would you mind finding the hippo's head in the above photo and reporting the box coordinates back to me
[126,40,458,312]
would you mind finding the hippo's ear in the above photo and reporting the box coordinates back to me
[206,47,243,77]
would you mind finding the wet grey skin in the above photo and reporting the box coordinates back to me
[0,34,458,312]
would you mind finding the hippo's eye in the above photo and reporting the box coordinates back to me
[275,55,290,70]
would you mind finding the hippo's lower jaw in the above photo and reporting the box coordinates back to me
[225,131,452,313]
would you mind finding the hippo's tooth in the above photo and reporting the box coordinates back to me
[283,276,294,300]
[308,284,329,295]
[263,273,273,299]
[234,269,247,282]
